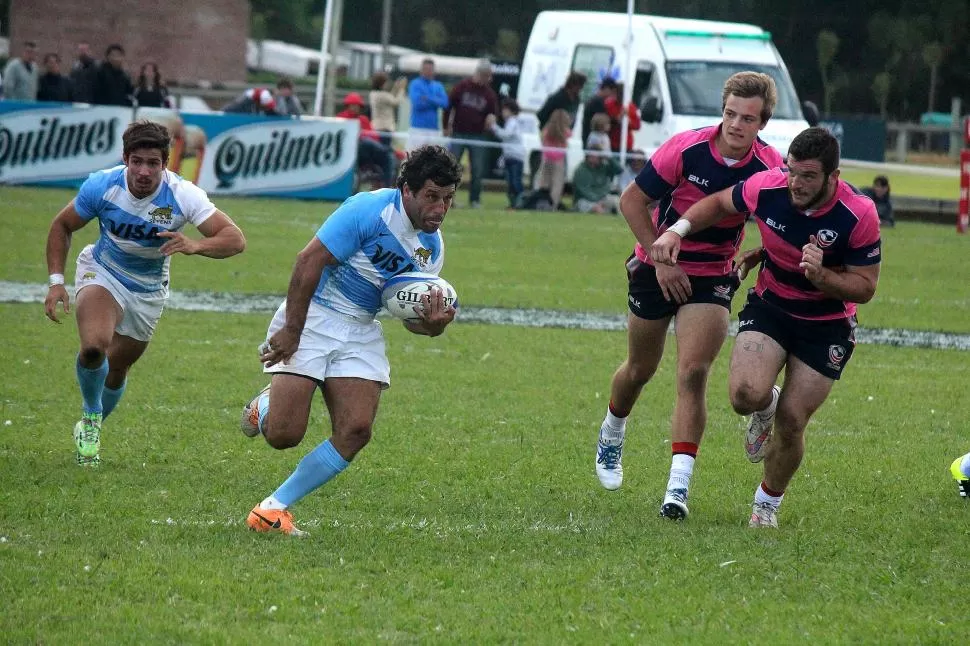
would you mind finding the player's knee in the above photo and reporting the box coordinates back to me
[729,381,762,416]
[262,418,303,450]
[337,422,373,451]
[677,361,711,393]
[626,360,658,386]
[79,345,107,366]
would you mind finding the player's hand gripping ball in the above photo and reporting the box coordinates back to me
[381,272,459,321]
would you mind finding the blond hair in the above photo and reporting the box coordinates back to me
[590,112,611,133]
[721,71,777,123]
[543,108,572,143]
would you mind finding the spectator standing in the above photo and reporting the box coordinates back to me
[487,99,526,208]
[133,62,170,108]
[407,58,449,150]
[273,78,303,116]
[861,175,895,227]
[534,108,572,210]
[370,71,408,148]
[94,44,133,107]
[3,40,39,101]
[586,113,611,152]
[70,42,99,104]
[604,85,641,154]
[37,53,74,103]
[536,71,587,130]
[581,78,618,151]
[443,58,499,208]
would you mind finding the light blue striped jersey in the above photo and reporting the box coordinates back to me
[74,166,216,292]
[314,188,444,320]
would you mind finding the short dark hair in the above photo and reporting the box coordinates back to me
[397,145,462,192]
[502,98,520,114]
[788,127,840,175]
[123,120,171,164]
[105,44,125,57]
[600,77,618,90]
[44,52,60,64]
[371,71,389,90]
[873,175,889,187]
[276,77,294,90]
[421,58,435,67]
[565,71,587,90]
[24,41,37,49]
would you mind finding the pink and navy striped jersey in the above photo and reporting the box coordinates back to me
[633,125,784,276]
[732,168,882,321]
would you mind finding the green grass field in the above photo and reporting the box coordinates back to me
[1,184,968,643]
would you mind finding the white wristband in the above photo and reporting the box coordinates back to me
[48,273,65,287]
[668,219,692,237]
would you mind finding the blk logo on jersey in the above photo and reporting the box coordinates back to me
[687,174,710,188]
[766,217,786,232]
[816,229,838,248]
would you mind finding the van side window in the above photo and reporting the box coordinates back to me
[632,61,662,110]
[571,45,616,103]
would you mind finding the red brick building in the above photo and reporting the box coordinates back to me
[8,0,249,84]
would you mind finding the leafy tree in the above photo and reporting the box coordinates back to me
[871,72,891,120]
[921,41,944,113]
[816,29,840,115]
[421,17,448,53]
[494,29,520,61]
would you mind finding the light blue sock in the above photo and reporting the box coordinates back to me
[257,392,270,435]
[102,380,127,419]
[272,439,350,507]
[76,356,108,415]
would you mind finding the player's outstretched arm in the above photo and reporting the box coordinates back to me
[158,210,246,258]
[402,289,456,337]
[650,187,738,265]
[44,201,88,323]
[260,238,337,367]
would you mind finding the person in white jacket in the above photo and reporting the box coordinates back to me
[487,98,526,208]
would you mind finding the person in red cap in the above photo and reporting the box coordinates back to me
[338,92,395,188]
[223,87,280,115]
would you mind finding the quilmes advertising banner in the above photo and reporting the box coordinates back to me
[0,102,358,200]
[0,102,128,186]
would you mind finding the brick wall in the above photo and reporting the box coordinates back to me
[9,0,249,84]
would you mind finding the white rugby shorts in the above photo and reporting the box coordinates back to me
[74,245,167,342]
[263,301,390,388]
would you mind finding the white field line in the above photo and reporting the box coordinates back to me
[4,280,969,351]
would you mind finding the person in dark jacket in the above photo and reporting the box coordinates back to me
[93,44,134,107]
[37,53,74,103]
[536,71,587,130]
[69,42,99,103]
[133,62,170,108]
[581,78,618,151]
[861,175,894,227]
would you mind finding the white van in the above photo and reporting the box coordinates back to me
[517,10,815,178]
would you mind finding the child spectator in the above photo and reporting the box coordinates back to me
[534,108,572,210]
[586,112,611,152]
[488,98,526,208]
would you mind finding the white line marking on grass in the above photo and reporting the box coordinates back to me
[4,280,970,350]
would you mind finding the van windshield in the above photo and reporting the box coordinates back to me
[665,61,802,120]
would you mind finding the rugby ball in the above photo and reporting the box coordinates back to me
[381,272,459,321]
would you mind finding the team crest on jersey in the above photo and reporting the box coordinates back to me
[81,271,96,281]
[412,247,432,268]
[826,344,846,370]
[713,284,733,300]
[816,229,838,248]
[148,206,173,225]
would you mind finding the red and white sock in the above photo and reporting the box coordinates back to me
[754,481,784,509]
[667,442,698,490]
